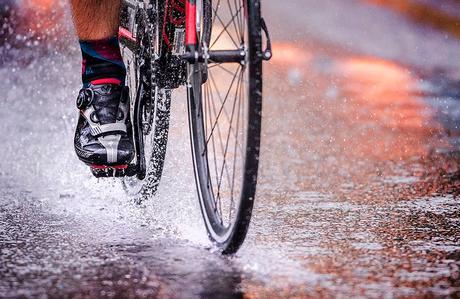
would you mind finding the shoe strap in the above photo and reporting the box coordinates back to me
[81,105,127,137]
[90,123,127,136]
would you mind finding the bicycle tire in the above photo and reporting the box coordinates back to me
[121,9,171,199]
[187,0,263,254]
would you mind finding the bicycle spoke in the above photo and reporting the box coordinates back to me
[208,63,223,69]
[205,65,241,145]
[211,67,245,149]
[206,81,223,210]
[209,67,245,155]
[208,87,228,222]
[241,71,248,153]
[204,63,244,226]
[208,71,232,128]
[212,63,237,77]
[209,71,230,119]
[207,73,233,215]
[240,1,246,43]
[210,5,243,49]
[204,78,209,144]
[234,0,244,41]
[226,0,242,42]
[208,72,234,213]
[229,70,244,220]
[211,0,221,31]
[215,70,243,200]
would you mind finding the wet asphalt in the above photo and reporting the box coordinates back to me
[1,0,460,297]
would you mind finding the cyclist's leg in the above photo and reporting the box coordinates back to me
[70,0,121,40]
[70,0,125,85]
[70,1,134,169]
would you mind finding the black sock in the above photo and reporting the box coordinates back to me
[79,36,126,87]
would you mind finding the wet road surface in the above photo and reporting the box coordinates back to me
[1,0,460,297]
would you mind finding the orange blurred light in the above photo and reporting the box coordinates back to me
[365,0,460,38]
[23,0,55,11]
[337,56,428,130]
[267,41,444,162]
[272,42,313,65]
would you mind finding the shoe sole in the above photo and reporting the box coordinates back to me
[90,164,130,178]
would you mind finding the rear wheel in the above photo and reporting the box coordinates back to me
[121,12,171,199]
[187,0,263,254]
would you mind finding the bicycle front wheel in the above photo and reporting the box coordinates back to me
[187,0,263,254]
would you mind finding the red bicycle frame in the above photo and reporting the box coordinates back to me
[185,0,197,48]
[182,0,246,64]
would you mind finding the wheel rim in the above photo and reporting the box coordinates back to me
[193,0,250,239]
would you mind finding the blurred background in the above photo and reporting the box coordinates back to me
[0,0,459,297]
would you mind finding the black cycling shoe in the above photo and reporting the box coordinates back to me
[74,83,134,172]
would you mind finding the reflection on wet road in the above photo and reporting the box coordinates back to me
[1,0,460,297]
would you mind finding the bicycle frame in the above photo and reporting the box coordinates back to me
[183,0,247,64]
[119,0,250,64]
[185,0,197,49]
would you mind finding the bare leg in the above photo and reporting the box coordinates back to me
[70,0,121,40]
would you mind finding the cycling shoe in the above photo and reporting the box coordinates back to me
[74,82,134,170]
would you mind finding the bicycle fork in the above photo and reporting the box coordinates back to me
[182,0,272,64]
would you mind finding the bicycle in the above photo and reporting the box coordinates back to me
[101,0,272,254]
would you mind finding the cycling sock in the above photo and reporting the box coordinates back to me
[79,36,126,87]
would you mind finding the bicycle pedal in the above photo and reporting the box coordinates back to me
[90,164,136,178]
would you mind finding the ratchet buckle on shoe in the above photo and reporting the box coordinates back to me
[76,88,95,110]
